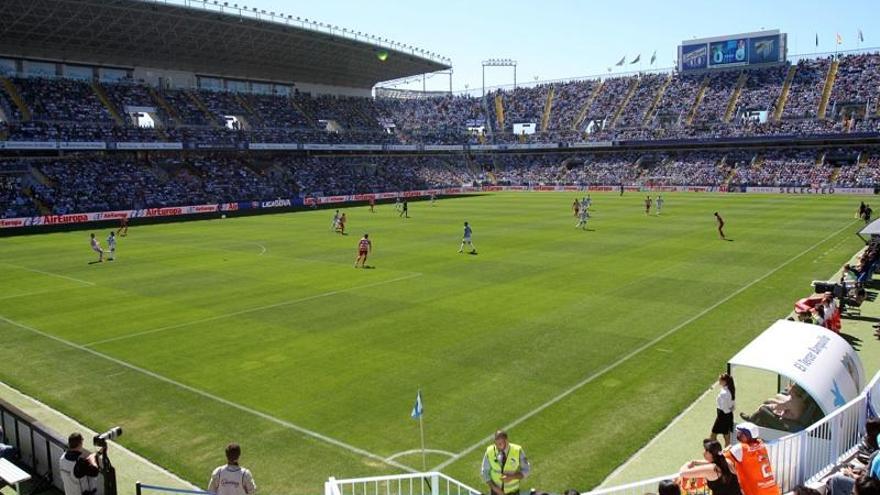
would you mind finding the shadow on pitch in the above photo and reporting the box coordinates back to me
[840,333,863,350]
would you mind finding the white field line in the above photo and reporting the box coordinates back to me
[432,219,859,471]
[83,272,423,347]
[385,449,456,462]
[0,380,200,490]
[598,385,715,487]
[0,313,417,473]
[1,262,95,286]
[0,287,78,301]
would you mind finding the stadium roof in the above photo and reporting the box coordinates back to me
[0,0,451,89]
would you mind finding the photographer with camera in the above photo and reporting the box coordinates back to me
[59,433,102,495]
[59,428,121,495]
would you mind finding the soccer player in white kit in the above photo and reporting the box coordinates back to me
[575,207,590,230]
[330,210,340,231]
[656,194,664,215]
[89,233,104,262]
[106,232,117,261]
[458,222,476,254]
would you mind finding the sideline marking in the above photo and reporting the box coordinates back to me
[1,262,95,286]
[82,272,423,347]
[0,314,416,473]
[432,220,859,471]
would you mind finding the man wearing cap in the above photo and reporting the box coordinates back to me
[481,430,530,495]
[725,423,779,495]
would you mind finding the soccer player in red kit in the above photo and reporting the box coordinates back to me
[644,196,652,215]
[117,216,129,236]
[715,212,726,240]
[354,233,372,268]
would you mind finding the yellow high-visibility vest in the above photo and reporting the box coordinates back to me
[485,443,523,494]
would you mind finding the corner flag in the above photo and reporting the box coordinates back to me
[411,390,423,419]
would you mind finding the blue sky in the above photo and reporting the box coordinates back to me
[247,0,874,92]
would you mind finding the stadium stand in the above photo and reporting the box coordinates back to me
[0,51,878,146]
[3,146,880,219]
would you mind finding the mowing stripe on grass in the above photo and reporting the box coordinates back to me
[0,313,418,473]
[1,262,96,286]
[82,272,423,347]
[432,219,858,471]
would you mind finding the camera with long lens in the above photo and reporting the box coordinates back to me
[93,427,122,448]
[91,427,122,495]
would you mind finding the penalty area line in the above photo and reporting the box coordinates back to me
[1,262,96,287]
[432,219,859,472]
[0,313,417,473]
[82,272,424,347]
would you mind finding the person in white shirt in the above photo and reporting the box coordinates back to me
[106,232,117,261]
[89,233,104,263]
[330,210,340,231]
[575,207,590,230]
[208,443,256,495]
[711,373,736,447]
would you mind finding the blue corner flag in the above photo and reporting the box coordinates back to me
[411,390,423,419]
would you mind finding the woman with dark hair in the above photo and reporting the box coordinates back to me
[712,373,736,446]
[678,440,742,495]
[657,479,680,495]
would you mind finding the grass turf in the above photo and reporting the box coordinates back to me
[0,192,869,494]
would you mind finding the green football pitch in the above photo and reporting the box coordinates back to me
[0,192,869,494]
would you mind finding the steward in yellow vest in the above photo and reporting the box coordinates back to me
[480,430,530,495]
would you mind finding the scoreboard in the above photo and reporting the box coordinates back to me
[679,30,786,72]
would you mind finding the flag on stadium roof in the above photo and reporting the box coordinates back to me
[815,33,819,46]
[615,56,626,66]
[650,51,657,65]
[836,33,843,45]
[411,390,423,419]
[630,54,641,64]
[859,29,864,42]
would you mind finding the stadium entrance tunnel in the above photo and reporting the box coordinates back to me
[727,319,864,440]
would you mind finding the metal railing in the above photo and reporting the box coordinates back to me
[325,472,482,495]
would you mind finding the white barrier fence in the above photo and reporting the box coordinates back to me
[326,371,880,495]
[325,472,482,495]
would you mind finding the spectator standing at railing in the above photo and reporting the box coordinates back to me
[481,430,530,495]
[724,423,779,495]
[208,443,256,495]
